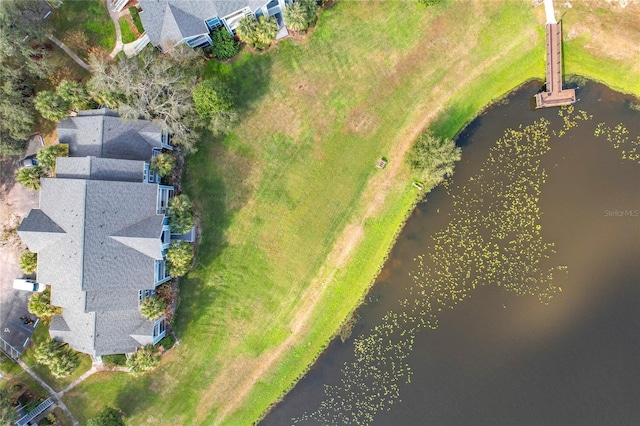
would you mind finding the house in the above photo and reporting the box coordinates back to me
[17,111,176,358]
[136,0,290,50]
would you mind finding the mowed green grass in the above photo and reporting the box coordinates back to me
[49,0,115,54]
[63,1,640,425]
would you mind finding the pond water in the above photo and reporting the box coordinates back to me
[262,81,640,426]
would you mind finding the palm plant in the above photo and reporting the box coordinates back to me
[255,16,278,49]
[126,345,160,375]
[150,152,175,178]
[284,3,308,33]
[236,16,258,47]
[16,165,46,190]
[140,295,166,320]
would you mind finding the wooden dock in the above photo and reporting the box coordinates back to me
[535,21,576,108]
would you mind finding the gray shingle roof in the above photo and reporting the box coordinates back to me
[139,0,267,47]
[19,170,167,356]
[56,157,145,182]
[57,108,164,162]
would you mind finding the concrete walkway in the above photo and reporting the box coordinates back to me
[106,0,124,58]
[16,359,80,426]
[46,34,91,72]
[15,358,130,425]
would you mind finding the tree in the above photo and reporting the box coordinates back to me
[192,79,237,135]
[168,194,195,234]
[16,166,46,190]
[254,16,278,49]
[87,406,124,426]
[126,345,160,376]
[0,1,53,155]
[140,295,166,320]
[88,49,203,152]
[150,152,175,178]
[165,241,194,277]
[28,289,62,318]
[236,16,259,48]
[34,339,79,378]
[34,91,68,122]
[210,28,239,60]
[407,131,461,195]
[299,0,319,26]
[36,144,68,172]
[19,251,37,274]
[0,389,19,425]
[284,3,308,33]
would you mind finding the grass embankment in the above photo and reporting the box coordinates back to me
[63,1,640,424]
[49,0,115,57]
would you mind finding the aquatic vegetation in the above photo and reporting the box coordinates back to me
[594,122,640,163]
[295,117,575,424]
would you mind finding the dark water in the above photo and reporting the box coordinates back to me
[262,81,640,426]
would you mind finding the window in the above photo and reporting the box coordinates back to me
[206,17,222,30]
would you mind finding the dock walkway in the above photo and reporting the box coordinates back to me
[535,21,576,108]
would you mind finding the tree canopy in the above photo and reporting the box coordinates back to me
[34,339,79,378]
[28,289,62,318]
[192,79,237,135]
[36,143,69,172]
[406,131,461,195]
[34,80,91,123]
[165,241,194,277]
[150,152,175,178]
[0,1,52,155]
[19,251,37,274]
[87,407,125,426]
[126,345,160,376]
[168,194,195,234]
[16,166,46,190]
[88,49,203,152]
[140,295,166,320]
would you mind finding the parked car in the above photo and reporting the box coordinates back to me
[18,155,38,168]
[13,279,46,292]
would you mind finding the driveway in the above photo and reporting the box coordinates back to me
[0,138,41,357]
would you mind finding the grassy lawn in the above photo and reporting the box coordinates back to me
[119,17,137,44]
[19,322,93,392]
[63,1,640,425]
[48,0,115,56]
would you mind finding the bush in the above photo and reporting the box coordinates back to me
[168,194,195,234]
[102,354,127,366]
[165,241,194,277]
[28,289,62,318]
[16,166,46,190]
[150,152,175,178]
[126,345,160,376]
[210,28,239,60]
[140,295,166,320]
[159,335,175,350]
[87,406,124,426]
[129,7,144,33]
[19,251,37,274]
[406,131,461,196]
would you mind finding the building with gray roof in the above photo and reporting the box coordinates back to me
[137,0,290,50]
[17,113,177,357]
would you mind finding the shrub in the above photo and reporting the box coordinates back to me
[237,16,277,49]
[192,79,236,135]
[16,166,46,190]
[159,335,175,350]
[126,345,160,376]
[28,289,62,318]
[140,295,166,320]
[19,251,37,274]
[210,28,239,60]
[129,7,144,33]
[165,241,194,277]
[150,152,175,178]
[102,354,127,366]
[168,194,195,234]
[87,406,124,426]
